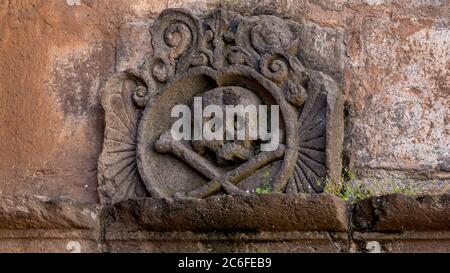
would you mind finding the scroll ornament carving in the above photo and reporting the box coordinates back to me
[98,9,343,204]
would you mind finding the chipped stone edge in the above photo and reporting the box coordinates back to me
[0,193,449,252]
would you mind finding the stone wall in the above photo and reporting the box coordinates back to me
[0,0,449,252]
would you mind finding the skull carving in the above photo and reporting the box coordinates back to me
[191,86,262,166]
[98,8,344,202]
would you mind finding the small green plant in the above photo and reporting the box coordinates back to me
[255,171,273,194]
[343,167,355,181]
[390,181,421,196]
[323,167,424,203]
[323,173,372,204]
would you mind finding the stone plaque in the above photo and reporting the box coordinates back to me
[98,8,343,204]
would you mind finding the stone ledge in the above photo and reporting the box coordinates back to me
[0,236,100,253]
[0,229,97,239]
[105,231,348,253]
[353,193,450,232]
[352,232,450,253]
[103,193,349,233]
[105,230,345,241]
[0,193,449,252]
[0,195,100,253]
[0,195,99,230]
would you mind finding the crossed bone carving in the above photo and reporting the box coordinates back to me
[155,131,285,198]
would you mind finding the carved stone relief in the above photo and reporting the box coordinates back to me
[98,8,344,204]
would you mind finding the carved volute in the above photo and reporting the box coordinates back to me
[98,9,343,204]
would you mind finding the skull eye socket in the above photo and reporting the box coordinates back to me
[209,113,216,133]
[205,112,221,133]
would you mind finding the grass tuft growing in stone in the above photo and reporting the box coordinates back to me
[323,168,423,204]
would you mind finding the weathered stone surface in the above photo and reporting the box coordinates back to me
[344,8,450,188]
[0,195,99,229]
[0,195,100,253]
[116,21,154,73]
[104,193,349,232]
[105,231,349,253]
[104,193,349,252]
[103,193,450,253]
[353,193,450,231]
[351,193,450,253]
[2,192,450,252]
[167,0,222,15]
[298,22,345,84]
[0,231,100,253]
[352,232,450,253]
